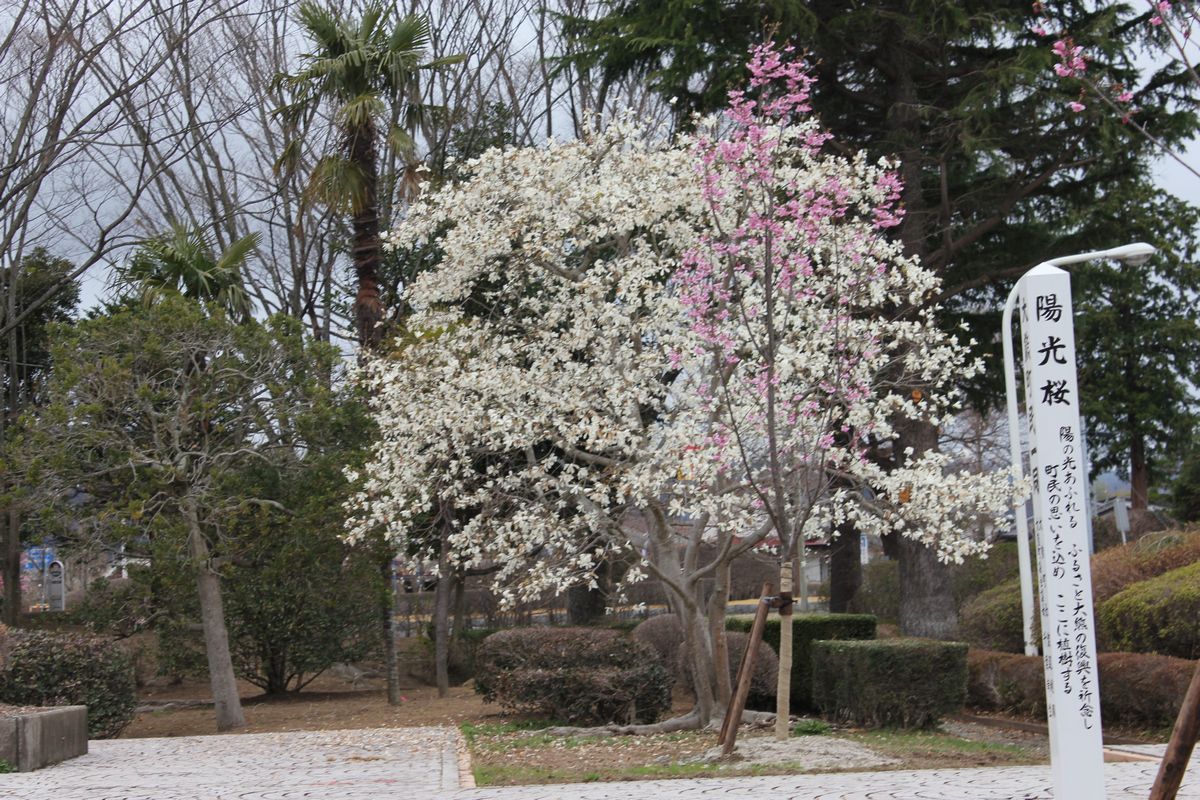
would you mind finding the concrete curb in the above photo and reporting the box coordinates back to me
[445,728,474,791]
[0,706,88,772]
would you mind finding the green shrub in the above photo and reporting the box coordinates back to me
[792,718,831,735]
[474,627,670,725]
[0,629,137,738]
[727,613,876,711]
[1098,561,1200,659]
[959,531,1200,655]
[965,648,1047,717]
[631,614,685,669]
[967,648,1195,728]
[678,630,778,710]
[958,579,1038,654]
[952,542,1021,609]
[812,638,968,729]
[1091,529,1200,603]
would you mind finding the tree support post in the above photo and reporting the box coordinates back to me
[1149,659,1200,800]
[719,582,773,755]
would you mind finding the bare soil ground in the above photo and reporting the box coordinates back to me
[123,673,502,739]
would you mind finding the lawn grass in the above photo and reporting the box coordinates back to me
[461,721,1044,786]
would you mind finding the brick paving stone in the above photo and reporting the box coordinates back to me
[458,763,1200,800]
[0,727,1196,800]
[0,727,461,800]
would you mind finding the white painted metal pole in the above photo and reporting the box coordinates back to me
[1001,242,1153,659]
[1002,282,1039,658]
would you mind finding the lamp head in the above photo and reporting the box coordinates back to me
[1108,242,1156,266]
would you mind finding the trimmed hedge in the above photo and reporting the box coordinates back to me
[967,648,1196,728]
[631,614,685,669]
[1098,561,1200,659]
[678,631,779,710]
[0,629,137,738]
[958,578,1036,654]
[474,627,670,725]
[960,530,1200,655]
[727,613,876,711]
[812,638,968,728]
[1091,528,1200,603]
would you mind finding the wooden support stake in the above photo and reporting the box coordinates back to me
[1149,658,1200,800]
[719,582,772,755]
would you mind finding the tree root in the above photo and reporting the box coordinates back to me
[544,707,775,738]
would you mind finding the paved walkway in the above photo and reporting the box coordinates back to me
[0,727,1196,800]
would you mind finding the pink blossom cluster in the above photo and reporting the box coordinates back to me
[674,43,906,477]
[1052,38,1086,78]
[1151,0,1172,26]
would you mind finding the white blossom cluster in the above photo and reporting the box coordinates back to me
[345,107,1017,604]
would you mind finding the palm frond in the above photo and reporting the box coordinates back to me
[306,155,368,215]
[214,232,262,275]
[338,93,387,128]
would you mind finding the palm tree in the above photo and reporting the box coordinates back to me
[117,222,258,321]
[278,2,456,350]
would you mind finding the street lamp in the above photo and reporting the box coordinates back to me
[1001,242,1155,657]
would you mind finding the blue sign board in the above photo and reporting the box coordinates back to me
[23,546,56,571]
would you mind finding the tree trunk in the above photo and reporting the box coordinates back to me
[706,560,732,706]
[187,516,244,731]
[348,121,385,350]
[774,560,793,740]
[1,509,19,625]
[566,554,609,625]
[894,534,958,638]
[452,569,468,636]
[1130,431,1150,511]
[433,533,452,698]
[891,417,959,639]
[677,599,716,722]
[829,522,862,613]
[379,555,401,705]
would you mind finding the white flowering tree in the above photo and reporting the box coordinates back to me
[349,47,1015,731]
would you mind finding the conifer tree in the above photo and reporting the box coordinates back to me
[563,0,1200,635]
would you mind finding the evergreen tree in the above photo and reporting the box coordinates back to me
[0,250,79,624]
[1073,179,1200,511]
[563,0,1200,636]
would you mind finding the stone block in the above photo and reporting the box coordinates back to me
[0,706,87,771]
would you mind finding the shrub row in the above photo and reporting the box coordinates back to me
[967,648,1196,728]
[812,639,968,729]
[1098,561,1200,660]
[0,628,137,738]
[474,627,670,725]
[727,613,876,711]
[960,529,1200,656]
[1090,528,1200,602]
